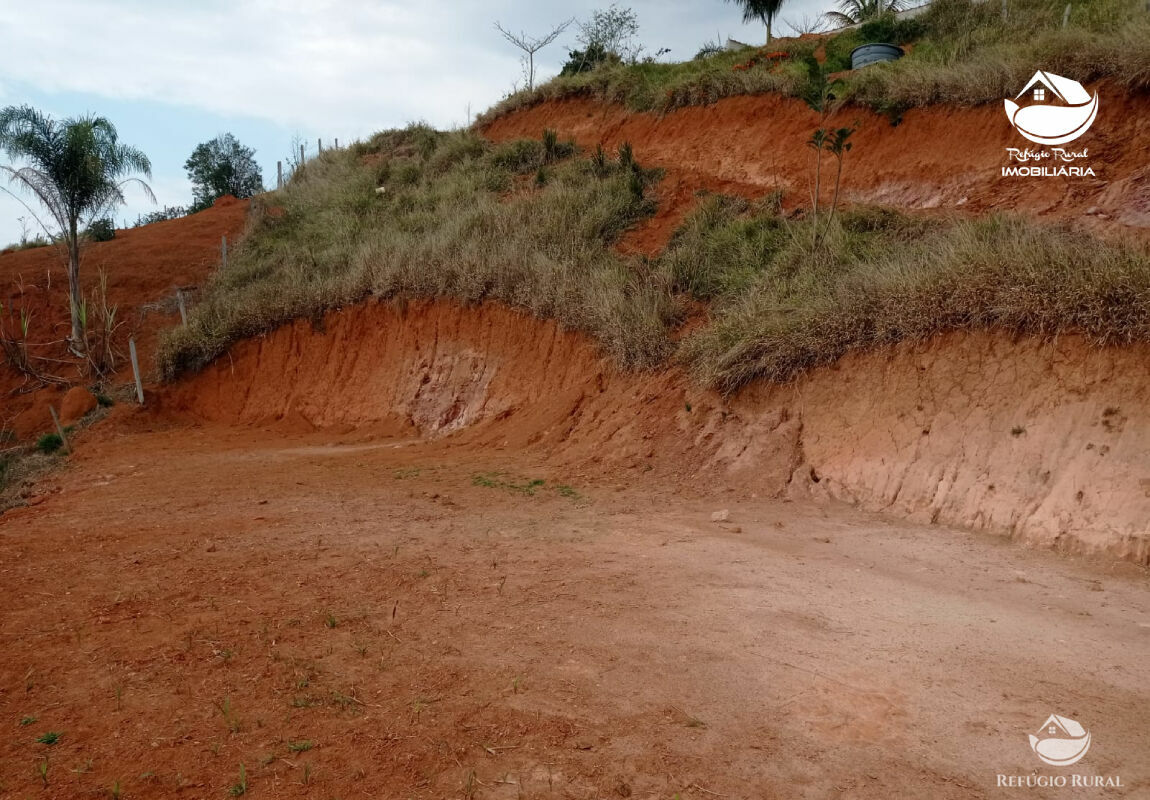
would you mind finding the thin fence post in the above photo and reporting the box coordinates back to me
[48,406,72,454]
[1002,0,1008,20]
[300,143,305,164]
[176,288,187,326]
[334,138,339,149]
[277,160,283,189]
[221,235,227,270]
[129,338,144,405]
[318,138,323,154]
[1062,3,1071,26]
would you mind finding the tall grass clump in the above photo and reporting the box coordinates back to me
[158,125,674,379]
[673,200,1150,392]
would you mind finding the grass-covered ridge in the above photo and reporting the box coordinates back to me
[477,0,1150,123]
[669,199,1150,391]
[160,126,1150,393]
[158,126,672,378]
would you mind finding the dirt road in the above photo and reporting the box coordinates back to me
[1,422,1146,799]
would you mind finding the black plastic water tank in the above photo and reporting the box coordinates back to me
[850,43,904,69]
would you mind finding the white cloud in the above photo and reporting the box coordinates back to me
[0,0,830,244]
[1,0,530,136]
[0,0,829,135]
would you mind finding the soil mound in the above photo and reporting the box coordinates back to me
[167,299,1150,565]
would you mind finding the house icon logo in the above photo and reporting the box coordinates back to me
[1029,714,1092,766]
[1004,71,1099,145]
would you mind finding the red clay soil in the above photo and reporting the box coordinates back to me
[481,81,1150,254]
[1,300,1148,797]
[0,197,248,440]
[158,299,1150,565]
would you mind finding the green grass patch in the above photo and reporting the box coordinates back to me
[472,473,548,496]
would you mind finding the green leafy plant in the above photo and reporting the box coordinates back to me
[825,127,855,222]
[34,434,63,452]
[185,133,264,211]
[36,731,60,745]
[84,216,115,242]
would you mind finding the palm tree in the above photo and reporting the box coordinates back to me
[726,0,787,45]
[824,0,908,27]
[0,106,154,354]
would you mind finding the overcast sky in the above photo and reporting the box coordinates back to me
[0,0,829,245]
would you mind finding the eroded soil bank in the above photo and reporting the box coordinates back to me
[481,86,1150,252]
[164,299,1150,564]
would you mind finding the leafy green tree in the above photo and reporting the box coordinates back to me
[0,106,153,353]
[726,0,787,44]
[185,133,264,211]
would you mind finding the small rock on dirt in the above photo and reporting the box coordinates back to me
[710,510,730,523]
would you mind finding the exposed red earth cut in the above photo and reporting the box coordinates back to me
[163,299,1150,565]
[482,83,1150,254]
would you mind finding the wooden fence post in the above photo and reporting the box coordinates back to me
[129,338,144,405]
[334,138,339,149]
[277,160,283,189]
[221,235,228,270]
[48,406,71,454]
[318,138,323,154]
[1062,3,1071,26]
[176,288,187,326]
[300,143,305,164]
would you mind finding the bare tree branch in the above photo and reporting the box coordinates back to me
[494,18,573,91]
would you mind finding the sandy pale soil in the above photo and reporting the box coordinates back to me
[1,424,1147,799]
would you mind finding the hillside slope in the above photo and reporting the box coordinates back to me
[482,84,1150,253]
[0,198,248,439]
